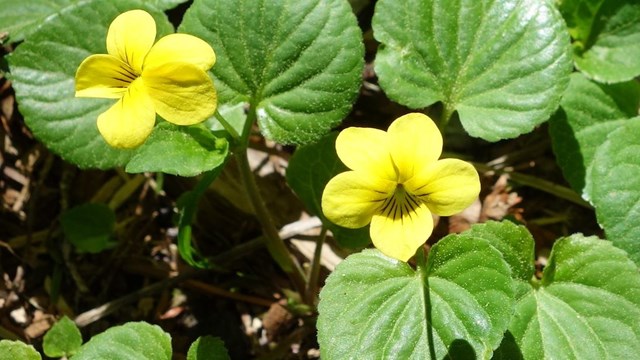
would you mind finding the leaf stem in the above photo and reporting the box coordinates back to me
[236,103,307,295]
[438,102,455,132]
[305,227,328,304]
[214,110,241,143]
[415,246,436,360]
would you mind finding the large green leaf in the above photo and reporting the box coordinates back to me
[73,322,171,360]
[549,72,640,198]
[286,132,370,248]
[179,0,364,145]
[590,118,640,265]
[0,0,186,42]
[7,0,172,169]
[497,235,640,359]
[0,0,76,42]
[559,0,640,83]
[318,235,514,359]
[372,0,572,141]
[0,340,41,360]
[43,316,82,358]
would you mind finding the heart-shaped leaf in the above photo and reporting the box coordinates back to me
[7,0,173,169]
[318,234,514,359]
[0,0,185,43]
[43,316,82,358]
[179,0,364,145]
[549,72,640,198]
[286,132,370,248]
[496,234,640,359]
[559,0,640,83]
[187,336,230,360]
[372,0,572,141]
[590,117,640,265]
[73,322,171,360]
[0,340,41,360]
[60,203,116,254]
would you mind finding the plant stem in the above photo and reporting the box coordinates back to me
[214,110,241,142]
[305,227,327,304]
[235,103,307,295]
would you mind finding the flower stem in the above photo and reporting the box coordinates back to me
[305,227,327,304]
[235,103,307,295]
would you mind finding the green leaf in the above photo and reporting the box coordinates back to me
[0,340,41,360]
[499,234,640,359]
[0,0,75,42]
[180,0,364,145]
[372,0,572,141]
[43,316,82,358]
[73,322,171,360]
[187,336,230,360]
[125,122,228,177]
[7,0,173,169]
[0,0,185,42]
[464,221,534,297]
[286,132,370,248]
[590,117,640,265]
[318,235,515,359]
[559,0,640,83]
[60,203,115,253]
[549,72,640,198]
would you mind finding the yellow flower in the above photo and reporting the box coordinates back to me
[321,113,480,261]
[75,9,217,149]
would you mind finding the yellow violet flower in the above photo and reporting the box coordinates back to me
[75,9,217,149]
[321,113,480,262]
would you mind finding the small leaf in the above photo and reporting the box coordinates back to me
[500,235,640,359]
[286,132,370,248]
[180,0,364,145]
[549,72,640,198]
[590,117,640,265]
[559,0,640,83]
[372,0,572,141]
[60,203,115,254]
[318,235,514,359]
[126,122,228,177]
[43,316,82,358]
[7,0,173,169]
[187,336,230,360]
[464,221,534,295]
[73,322,171,360]
[0,340,41,360]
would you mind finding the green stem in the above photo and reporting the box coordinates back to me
[214,110,241,142]
[471,162,592,209]
[236,103,307,295]
[415,246,436,360]
[305,227,327,304]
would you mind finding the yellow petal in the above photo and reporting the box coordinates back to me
[322,171,395,229]
[335,127,397,181]
[370,201,433,262]
[106,9,156,74]
[144,33,216,71]
[387,113,443,183]
[96,79,156,149]
[407,159,480,216]
[75,54,136,99]
[142,62,217,125]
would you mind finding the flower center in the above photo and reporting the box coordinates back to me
[378,183,421,220]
